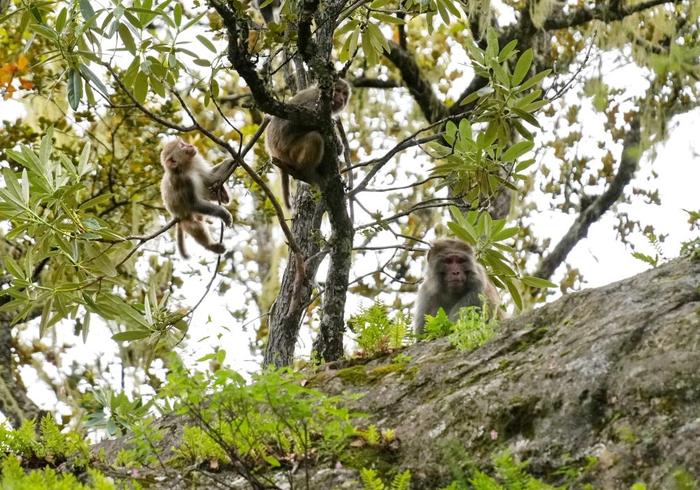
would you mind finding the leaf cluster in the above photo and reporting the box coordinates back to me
[348,302,410,356]
[159,355,357,474]
[0,417,89,468]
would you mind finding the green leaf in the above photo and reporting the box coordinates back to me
[193,58,211,67]
[498,39,518,62]
[370,12,405,24]
[30,24,58,40]
[79,0,95,20]
[55,8,68,33]
[118,23,137,55]
[82,310,91,343]
[20,169,29,204]
[133,70,148,104]
[39,127,53,166]
[512,48,534,86]
[197,34,216,53]
[112,330,151,341]
[492,226,519,241]
[460,90,480,106]
[78,140,92,176]
[39,296,54,338]
[512,107,540,128]
[67,68,83,110]
[515,68,551,93]
[263,454,281,467]
[514,158,536,172]
[502,140,533,161]
[174,2,182,26]
[521,275,557,289]
[3,256,25,280]
[503,277,523,310]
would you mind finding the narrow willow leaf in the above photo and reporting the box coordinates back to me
[498,39,518,62]
[112,330,151,341]
[30,24,58,40]
[174,2,182,26]
[502,140,533,161]
[460,90,480,106]
[492,227,519,241]
[512,107,541,128]
[78,140,92,176]
[515,68,551,93]
[371,12,404,24]
[79,0,95,20]
[197,34,216,52]
[133,70,148,104]
[118,22,136,54]
[67,68,82,109]
[504,278,523,310]
[79,65,109,97]
[39,296,54,338]
[82,310,91,343]
[521,275,557,289]
[39,127,53,166]
[20,169,29,204]
[55,7,67,32]
[512,48,533,86]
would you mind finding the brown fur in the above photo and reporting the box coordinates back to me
[413,238,501,334]
[264,80,351,208]
[160,139,232,258]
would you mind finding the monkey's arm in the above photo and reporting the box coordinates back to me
[192,200,233,227]
[413,284,438,335]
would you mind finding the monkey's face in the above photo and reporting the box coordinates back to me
[332,82,350,112]
[438,253,477,292]
[162,140,197,170]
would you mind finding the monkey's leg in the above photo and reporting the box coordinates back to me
[282,171,292,209]
[176,223,190,259]
[192,200,233,227]
[182,219,226,255]
[288,132,324,170]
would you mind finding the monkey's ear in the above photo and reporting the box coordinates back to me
[165,157,178,169]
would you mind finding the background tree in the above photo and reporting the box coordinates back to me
[0,0,697,423]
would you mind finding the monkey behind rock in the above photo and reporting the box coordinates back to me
[160,139,233,258]
[413,238,501,335]
[264,79,351,208]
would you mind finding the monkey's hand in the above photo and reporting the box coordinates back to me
[220,207,233,227]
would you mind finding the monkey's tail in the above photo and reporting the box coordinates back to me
[282,170,292,209]
[176,223,189,259]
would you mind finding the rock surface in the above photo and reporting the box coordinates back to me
[313,256,700,488]
[94,257,700,488]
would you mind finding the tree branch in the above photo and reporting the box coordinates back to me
[534,117,642,280]
[384,40,448,122]
[541,0,682,31]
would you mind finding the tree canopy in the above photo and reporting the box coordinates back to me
[0,0,697,428]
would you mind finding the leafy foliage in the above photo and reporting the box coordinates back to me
[0,417,89,467]
[441,451,560,490]
[360,467,412,490]
[422,305,498,351]
[160,354,357,477]
[348,302,410,356]
[0,457,115,490]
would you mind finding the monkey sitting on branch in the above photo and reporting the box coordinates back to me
[264,79,351,208]
[160,139,233,258]
[413,238,502,335]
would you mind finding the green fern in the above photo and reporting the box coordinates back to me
[390,470,412,490]
[361,468,386,490]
